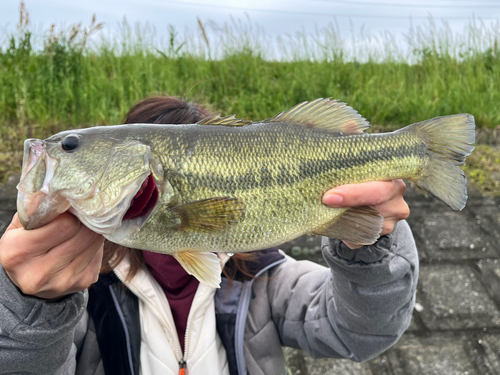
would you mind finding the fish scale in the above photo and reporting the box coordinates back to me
[128,126,422,254]
[16,98,475,287]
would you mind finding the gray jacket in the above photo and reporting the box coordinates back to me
[0,221,418,375]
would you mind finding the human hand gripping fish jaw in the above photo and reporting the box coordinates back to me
[15,98,476,288]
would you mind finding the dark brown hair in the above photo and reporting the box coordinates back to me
[124,96,213,125]
[101,96,258,281]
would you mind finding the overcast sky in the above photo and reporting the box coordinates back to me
[2,0,500,56]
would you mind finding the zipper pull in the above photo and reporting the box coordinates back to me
[179,359,187,375]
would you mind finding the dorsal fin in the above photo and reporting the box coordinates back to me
[197,114,252,127]
[265,98,371,134]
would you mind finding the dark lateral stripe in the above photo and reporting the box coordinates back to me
[173,142,425,194]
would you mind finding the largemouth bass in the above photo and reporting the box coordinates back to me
[17,99,475,287]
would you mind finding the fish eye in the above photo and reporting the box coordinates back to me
[61,135,80,152]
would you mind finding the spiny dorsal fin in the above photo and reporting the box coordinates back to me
[170,196,245,232]
[197,114,252,127]
[265,98,371,134]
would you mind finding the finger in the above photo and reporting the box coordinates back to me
[52,242,104,296]
[0,227,71,281]
[4,213,22,231]
[67,234,105,276]
[5,224,103,296]
[6,213,81,258]
[379,199,410,236]
[339,184,409,248]
[36,238,104,298]
[43,225,103,274]
[377,194,410,222]
[0,214,23,246]
[87,242,105,284]
[342,215,401,249]
[323,180,405,208]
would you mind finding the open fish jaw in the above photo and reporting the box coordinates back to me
[16,135,159,234]
[17,139,70,229]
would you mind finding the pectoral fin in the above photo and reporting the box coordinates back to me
[173,251,221,288]
[170,197,244,232]
[312,206,383,245]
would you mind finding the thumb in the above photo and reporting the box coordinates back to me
[322,181,395,208]
[2,213,23,234]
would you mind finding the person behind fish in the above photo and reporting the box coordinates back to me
[0,97,417,375]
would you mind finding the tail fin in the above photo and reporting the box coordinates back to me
[402,114,475,210]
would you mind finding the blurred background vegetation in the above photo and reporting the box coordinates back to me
[0,2,499,194]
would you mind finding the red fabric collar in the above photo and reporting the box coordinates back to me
[142,252,199,354]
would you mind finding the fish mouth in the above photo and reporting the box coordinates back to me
[17,139,71,230]
[17,138,159,233]
[123,173,159,221]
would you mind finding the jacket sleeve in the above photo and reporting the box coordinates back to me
[268,220,418,362]
[0,262,88,375]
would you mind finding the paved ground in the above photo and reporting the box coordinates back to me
[1,174,500,374]
[281,183,500,375]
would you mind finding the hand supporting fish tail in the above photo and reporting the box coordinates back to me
[323,180,410,249]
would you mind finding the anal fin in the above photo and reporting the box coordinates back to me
[312,206,383,245]
[173,251,222,288]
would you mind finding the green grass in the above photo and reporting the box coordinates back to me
[1,4,500,192]
[3,30,500,131]
[462,145,500,197]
